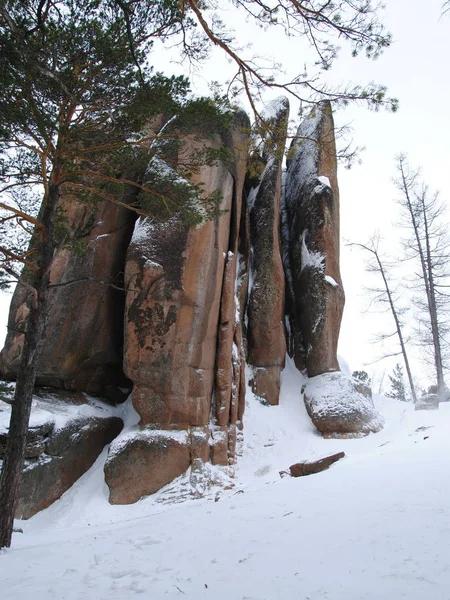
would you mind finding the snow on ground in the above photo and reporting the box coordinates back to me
[1,358,450,599]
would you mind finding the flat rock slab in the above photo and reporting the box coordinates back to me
[290,451,345,477]
[0,392,123,519]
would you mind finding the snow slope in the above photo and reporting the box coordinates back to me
[1,359,450,600]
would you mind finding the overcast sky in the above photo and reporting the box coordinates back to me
[1,1,449,392]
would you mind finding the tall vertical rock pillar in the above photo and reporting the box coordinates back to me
[246,97,289,405]
[104,111,250,503]
[284,101,344,376]
[284,102,383,436]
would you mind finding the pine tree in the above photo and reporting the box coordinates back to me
[386,364,407,402]
[352,370,372,388]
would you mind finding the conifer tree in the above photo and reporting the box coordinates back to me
[386,363,407,402]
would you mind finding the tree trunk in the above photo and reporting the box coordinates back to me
[398,161,441,401]
[376,251,418,404]
[422,200,445,399]
[0,184,58,548]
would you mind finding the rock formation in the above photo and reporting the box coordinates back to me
[0,99,385,515]
[104,111,250,504]
[0,391,122,518]
[284,101,344,375]
[0,116,169,403]
[0,200,135,402]
[283,102,383,437]
[247,97,288,405]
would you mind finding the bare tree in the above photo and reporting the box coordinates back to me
[394,155,450,401]
[349,234,418,403]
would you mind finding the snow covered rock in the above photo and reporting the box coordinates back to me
[415,393,439,411]
[284,101,345,377]
[0,392,123,519]
[303,372,384,437]
[104,429,191,504]
[247,97,289,405]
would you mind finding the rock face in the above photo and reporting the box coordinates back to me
[0,100,385,511]
[104,111,250,503]
[247,98,289,405]
[284,101,344,376]
[0,201,135,401]
[281,102,382,438]
[0,119,169,402]
[0,393,123,519]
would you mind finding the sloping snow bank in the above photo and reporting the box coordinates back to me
[1,360,449,600]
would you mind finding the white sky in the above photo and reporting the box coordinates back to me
[1,0,449,392]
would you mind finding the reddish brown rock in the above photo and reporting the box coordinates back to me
[124,151,236,429]
[211,113,249,464]
[284,101,344,377]
[250,366,282,406]
[104,430,191,504]
[0,393,123,519]
[214,252,238,430]
[0,117,169,401]
[111,110,250,500]
[247,98,289,405]
[289,451,345,477]
[0,200,135,401]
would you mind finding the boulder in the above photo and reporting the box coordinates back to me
[104,429,191,504]
[415,394,439,410]
[284,101,345,376]
[247,97,289,405]
[289,451,345,477]
[303,372,384,437]
[0,394,123,519]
